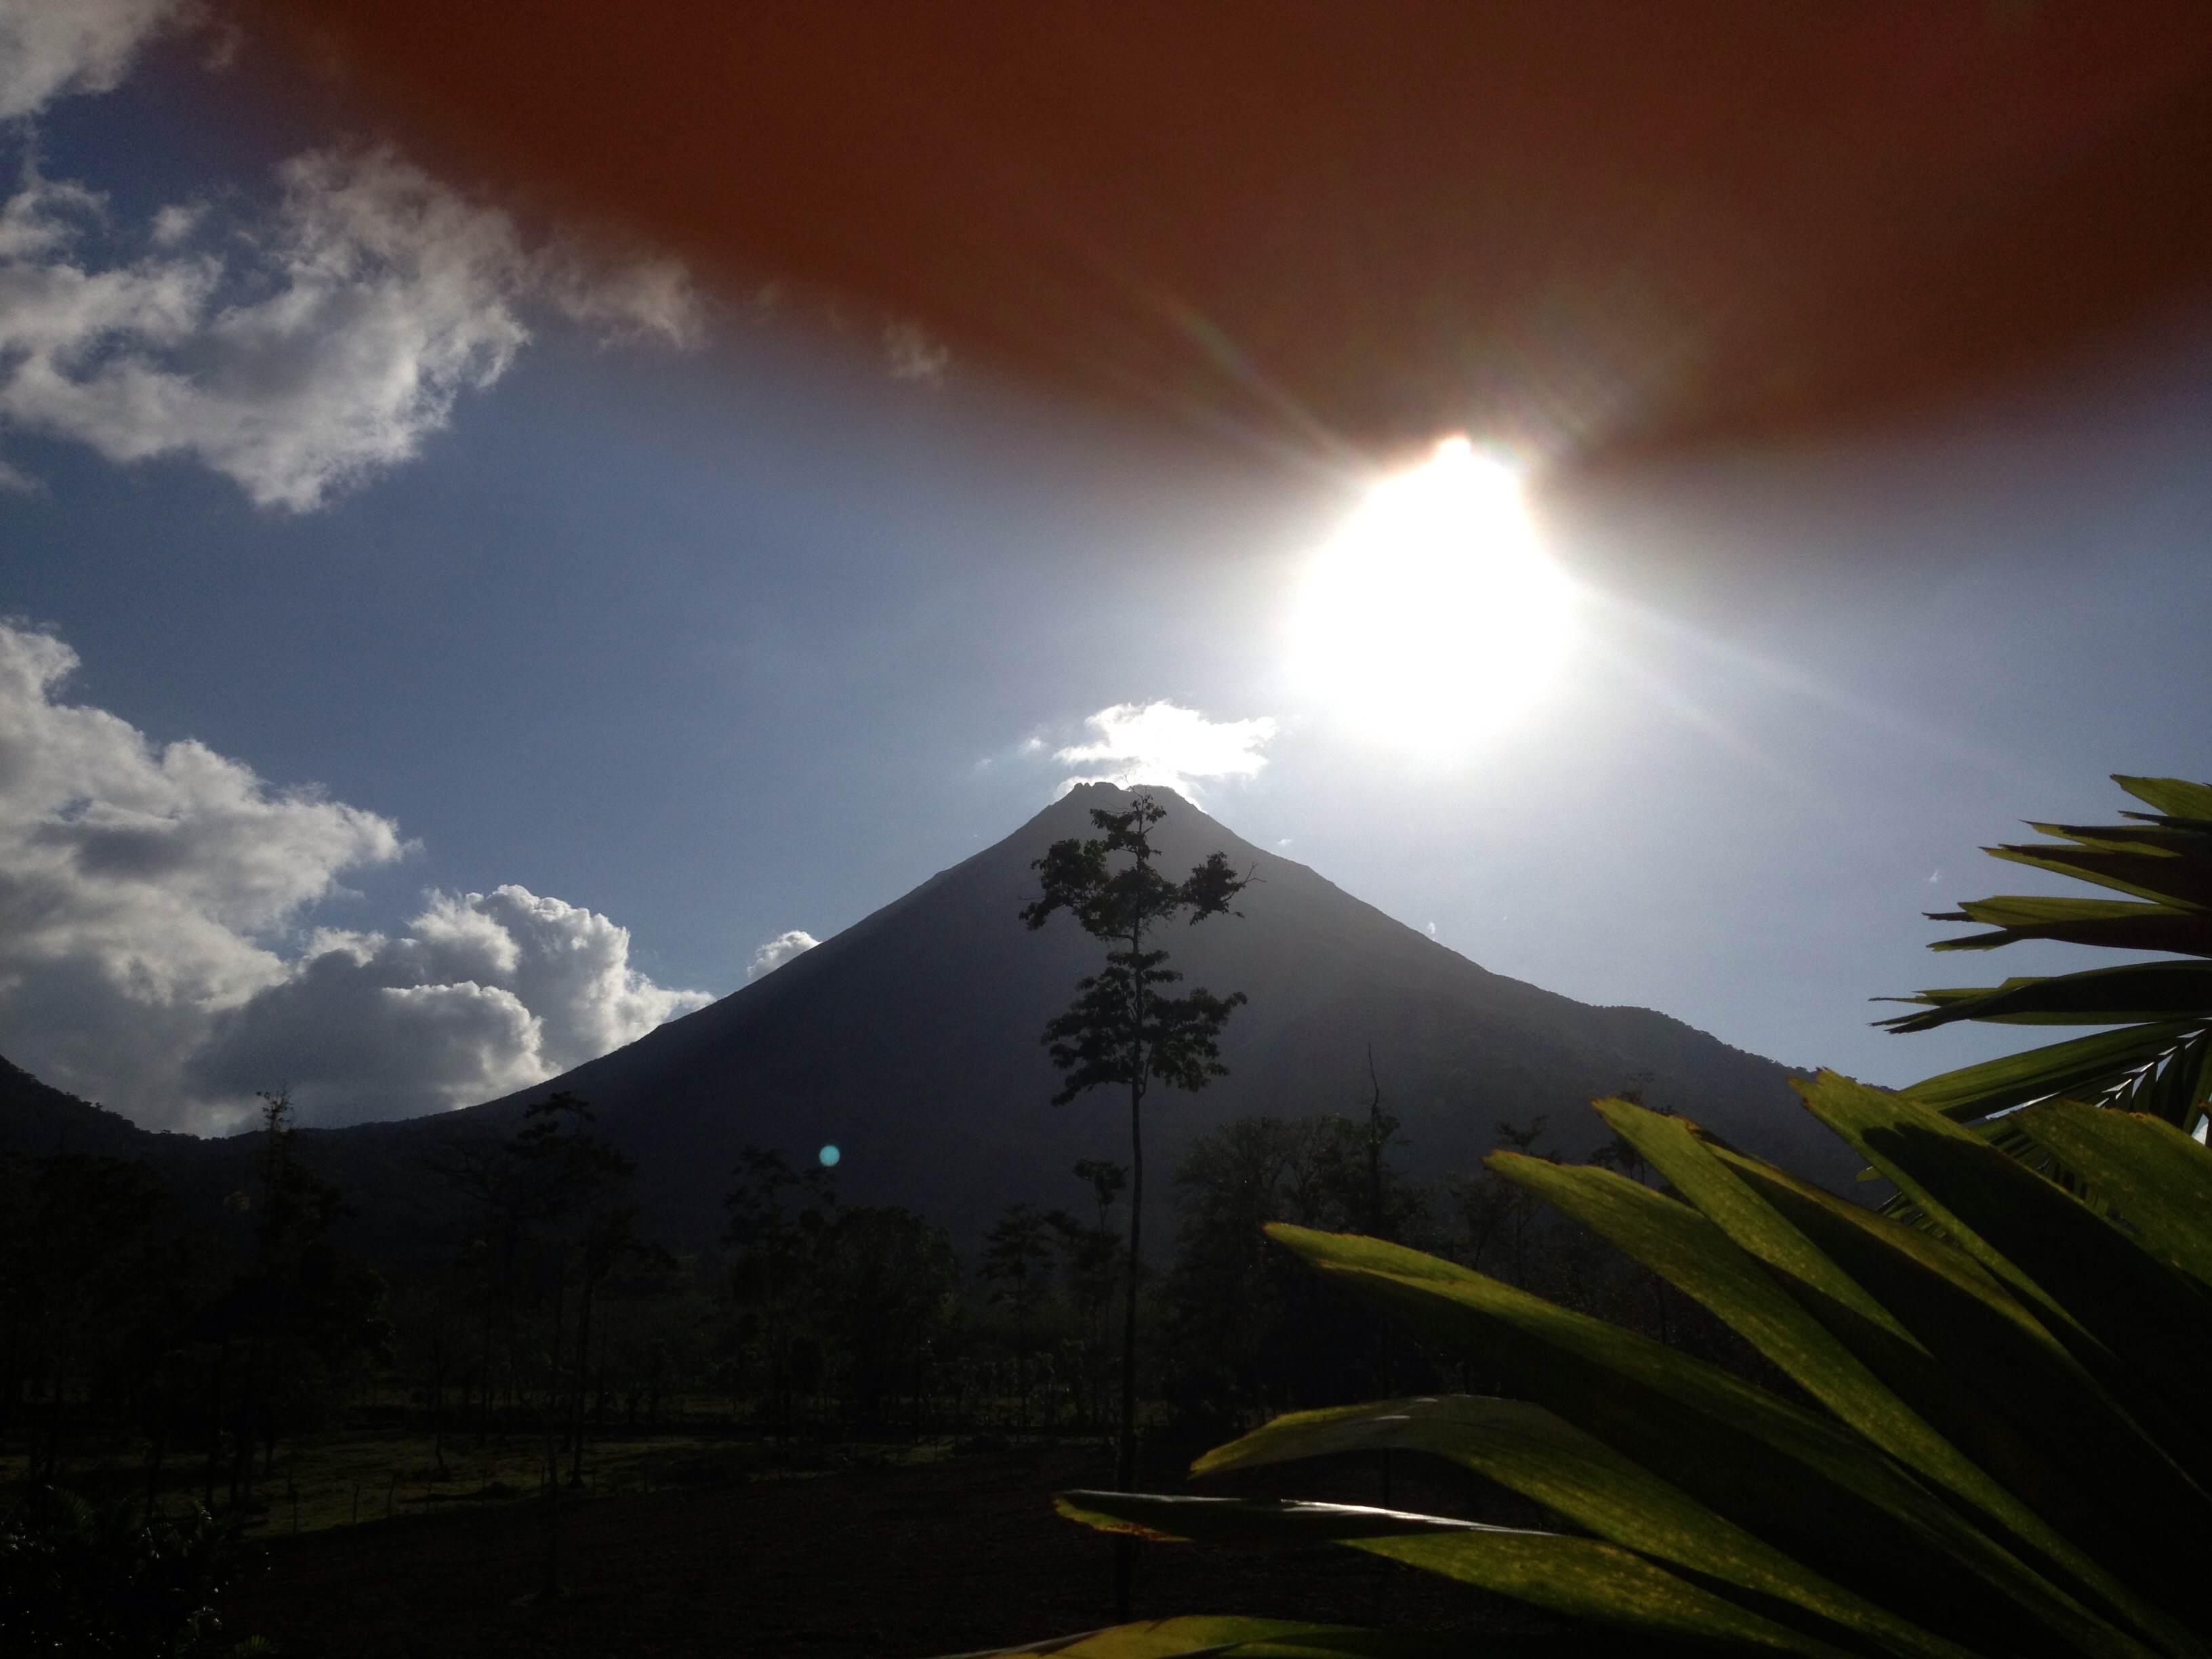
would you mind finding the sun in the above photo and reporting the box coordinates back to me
[1290,438,1573,755]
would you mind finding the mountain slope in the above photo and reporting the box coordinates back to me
[435,783,1841,1236]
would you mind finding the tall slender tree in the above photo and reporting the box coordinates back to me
[1022,789,1248,1616]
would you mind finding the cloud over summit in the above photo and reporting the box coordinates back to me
[1054,700,1278,798]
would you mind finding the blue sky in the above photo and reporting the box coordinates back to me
[6,7,2211,1131]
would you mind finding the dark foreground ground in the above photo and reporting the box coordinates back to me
[230,1439,1555,1657]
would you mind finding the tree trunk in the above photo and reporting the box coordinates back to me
[1118,1081,1142,1492]
[431,1328,450,1480]
[568,1277,596,1487]
[37,1338,67,1483]
[144,1416,167,1525]
[1366,1046,1386,1237]
[1115,1071,1144,1621]
[203,1340,228,1510]
[229,1340,262,1508]
[0,1308,18,1458]
[540,1268,567,1602]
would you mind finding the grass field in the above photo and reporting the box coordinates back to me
[217,1439,1554,1658]
[1,1422,971,1538]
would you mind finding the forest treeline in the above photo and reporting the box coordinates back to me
[0,1071,1761,1515]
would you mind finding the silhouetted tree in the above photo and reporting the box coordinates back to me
[721,1145,838,1432]
[1024,805,1244,1406]
[511,1094,633,1597]
[1359,1046,1401,1239]
[211,1092,386,1511]
[1024,790,1248,1616]
[564,1205,668,1486]
[815,1206,958,1431]
[0,1153,185,1484]
[1586,1072,1674,1341]
[1492,1113,1554,1285]
[1165,1114,1429,1422]
[1589,1070,1660,1187]
[430,1090,628,1599]
[979,1202,1059,1426]
[1048,1160,1124,1429]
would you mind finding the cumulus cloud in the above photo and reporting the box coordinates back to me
[1054,701,1279,798]
[0,620,403,1120]
[0,621,710,1130]
[746,929,819,982]
[0,144,704,510]
[0,0,186,121]
[190,887,713,1122]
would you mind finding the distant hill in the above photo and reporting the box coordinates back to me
[0,1057,462,1262]
[1,785,1849,1250]
[0,1054,180,1160]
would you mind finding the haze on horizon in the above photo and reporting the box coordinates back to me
[5,1,2211,1135]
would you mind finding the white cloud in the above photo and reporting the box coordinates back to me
[0,0,186,121]
[746,929,819,982]
[0,621,711,1130]
[0,144,705,510]
[190,886,713,1123]
[1054,700,1279,798]
[0,620,403,1121]
[147,200,204,247]
[542,247,706,350]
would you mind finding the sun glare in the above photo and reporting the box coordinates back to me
[1292,438,1572,756]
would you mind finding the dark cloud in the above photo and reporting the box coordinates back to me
[233,1,2212,470]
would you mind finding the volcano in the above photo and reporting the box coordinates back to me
[1,785,1845,1244]
[432,783,1837,1233]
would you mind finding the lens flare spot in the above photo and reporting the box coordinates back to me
[818,1143,841,1167]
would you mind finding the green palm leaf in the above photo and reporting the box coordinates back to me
[1057,1490,1863,1657]
[1886,776,2212,1132]
[1006,1080,2212,1659]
